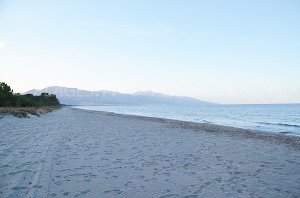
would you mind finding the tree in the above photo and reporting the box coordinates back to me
[0,82,16,106]
[0,82,14,95]
[41,92,49,97]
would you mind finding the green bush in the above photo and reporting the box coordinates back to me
[16,95,35,107]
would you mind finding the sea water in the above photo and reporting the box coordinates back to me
[74,104,300,136]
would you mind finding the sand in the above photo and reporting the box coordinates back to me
[0,107,299,198]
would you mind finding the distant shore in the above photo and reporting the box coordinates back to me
[1,107,299,197]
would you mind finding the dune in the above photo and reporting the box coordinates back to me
[0,107,299,197]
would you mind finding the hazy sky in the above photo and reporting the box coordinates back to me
[0,0,299,104]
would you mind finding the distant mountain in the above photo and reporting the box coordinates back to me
[25,86,215,106]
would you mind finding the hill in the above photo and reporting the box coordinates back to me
[25,86,215,106]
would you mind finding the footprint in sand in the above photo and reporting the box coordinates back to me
[159,194,179,198]
[12,186,27,190]
[103,189,123,195]
[74,190,91,197]
[182,195,200,198]
[62,191,70,196]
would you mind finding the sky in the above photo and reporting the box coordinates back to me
[0,0,299,104]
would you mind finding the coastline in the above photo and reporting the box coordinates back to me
[72,104,300,138]
[1,107,299,197]
[72,107,300,147]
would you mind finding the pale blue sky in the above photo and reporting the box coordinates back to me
[0,0,299,104]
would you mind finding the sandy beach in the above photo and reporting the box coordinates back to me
[0,107,299,198]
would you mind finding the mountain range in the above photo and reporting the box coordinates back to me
[25,86,214,106]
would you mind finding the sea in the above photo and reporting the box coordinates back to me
[74,104,300,136]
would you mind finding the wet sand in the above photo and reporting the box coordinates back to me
[0,107,299,197]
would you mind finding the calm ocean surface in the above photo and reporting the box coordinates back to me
[74,104,300,136]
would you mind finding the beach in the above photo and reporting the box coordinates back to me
[0,107,299,197]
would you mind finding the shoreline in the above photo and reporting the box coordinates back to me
[71,104,300,137]
[71,107,300,147]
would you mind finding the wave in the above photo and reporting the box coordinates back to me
[257,122,300,128]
